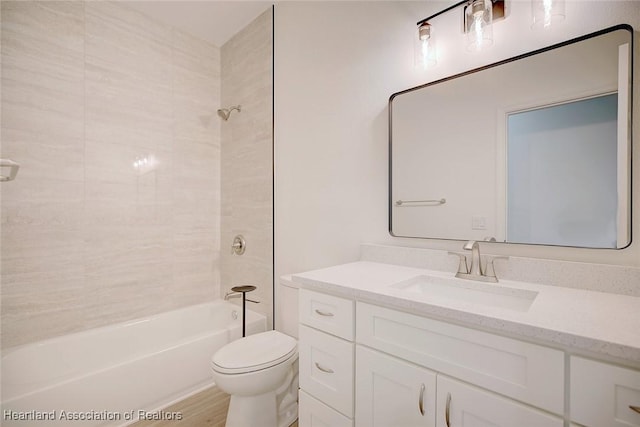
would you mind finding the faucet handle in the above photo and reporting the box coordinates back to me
[483,256,509,280]
[447,252,469,274]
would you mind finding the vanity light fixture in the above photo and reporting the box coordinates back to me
[465,0,494,51]
[415,0,506,64]
[416,22,437,69]
[415,0,566,66]
[531,0,565,29]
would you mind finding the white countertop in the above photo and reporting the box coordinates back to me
[292,261,640,367]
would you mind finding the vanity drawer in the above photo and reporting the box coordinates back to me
[356,302,564,415]
[299,390,353,427]
[299,324,354,417]
[299,289,354,340]
[570,356,640,427]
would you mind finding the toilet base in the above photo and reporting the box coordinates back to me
[223,367,298,427]
[224,389,298,427]
[277,396,298,427]
[226,391,276,427]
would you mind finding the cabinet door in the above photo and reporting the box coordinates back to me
[570,356,640,427]
[356,346,436,427]
[357,302,564,415]
[436,376,563,427]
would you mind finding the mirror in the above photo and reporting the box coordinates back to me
[390,25,633,249]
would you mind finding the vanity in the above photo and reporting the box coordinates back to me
[294,260,640,427]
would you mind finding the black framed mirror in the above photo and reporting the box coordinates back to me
[389,24,633,249]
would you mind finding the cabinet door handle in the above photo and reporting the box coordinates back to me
[315,362,334,374]
[445,392,451,427]
[630,405,640,414]
[418,383,425,416]
[314,309,334,317]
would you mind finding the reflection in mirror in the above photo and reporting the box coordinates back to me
[390,25,633,249]
[507,94,618,247]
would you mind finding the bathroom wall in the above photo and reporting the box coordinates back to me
[220,9,274,327]
[1,1,222,349]
[274,1,640,284]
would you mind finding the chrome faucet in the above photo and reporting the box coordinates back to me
[464,240,483,277]
[448,240,507,283]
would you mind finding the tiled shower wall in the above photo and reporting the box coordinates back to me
[1,2,222,349]
[220,10,274,327]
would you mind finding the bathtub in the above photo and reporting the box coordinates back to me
[1,301,266,426]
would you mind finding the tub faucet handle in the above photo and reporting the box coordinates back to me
[231,235,246,255]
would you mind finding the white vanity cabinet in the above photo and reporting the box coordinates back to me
[298,290,355,427]
[570,356,640,427]
[356,345,437,427]
[298,288,640,427]
[435,376,562,427]
[356,301,563,427]
[355,345,562,427]
[356,302,565,415]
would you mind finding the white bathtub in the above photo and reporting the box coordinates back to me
[1,301,266,426]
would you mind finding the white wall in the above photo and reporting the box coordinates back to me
[274,0,640,288]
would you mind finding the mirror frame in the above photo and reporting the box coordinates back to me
[389,24,634,248]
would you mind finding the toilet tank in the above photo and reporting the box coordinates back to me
[276,275,299,339]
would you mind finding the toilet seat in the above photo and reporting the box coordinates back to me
[212,330,297,375]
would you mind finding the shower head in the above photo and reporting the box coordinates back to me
[217,109,230,121]
[217,105,241,121]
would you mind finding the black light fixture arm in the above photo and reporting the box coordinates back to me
[417,0,469,27]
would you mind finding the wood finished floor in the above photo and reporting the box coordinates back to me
[131,386,298,427]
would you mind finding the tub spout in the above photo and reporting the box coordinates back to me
[224,291,241,300]
[224,291,259,304]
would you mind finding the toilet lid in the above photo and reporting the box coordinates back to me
[212,330,297,374]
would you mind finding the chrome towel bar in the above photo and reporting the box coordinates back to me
[395,198,446,206]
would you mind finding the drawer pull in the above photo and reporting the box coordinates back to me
[630,405,640,414]
[315,362,334,374]
[418,383,425,416]
[314,309,334,317]
[445,392,451,427]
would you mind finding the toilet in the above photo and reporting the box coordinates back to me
[211,330,298,427]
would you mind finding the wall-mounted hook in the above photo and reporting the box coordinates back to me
[0,159,20,182]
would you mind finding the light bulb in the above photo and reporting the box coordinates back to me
[415,23,437,69]
[465,0,493,52]
[531,0,565,29]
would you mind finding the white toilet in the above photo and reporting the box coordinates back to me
[211,330,299,427]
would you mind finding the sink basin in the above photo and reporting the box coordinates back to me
[390,275,538,312]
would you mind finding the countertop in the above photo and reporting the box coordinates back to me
[292,261,640,367]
